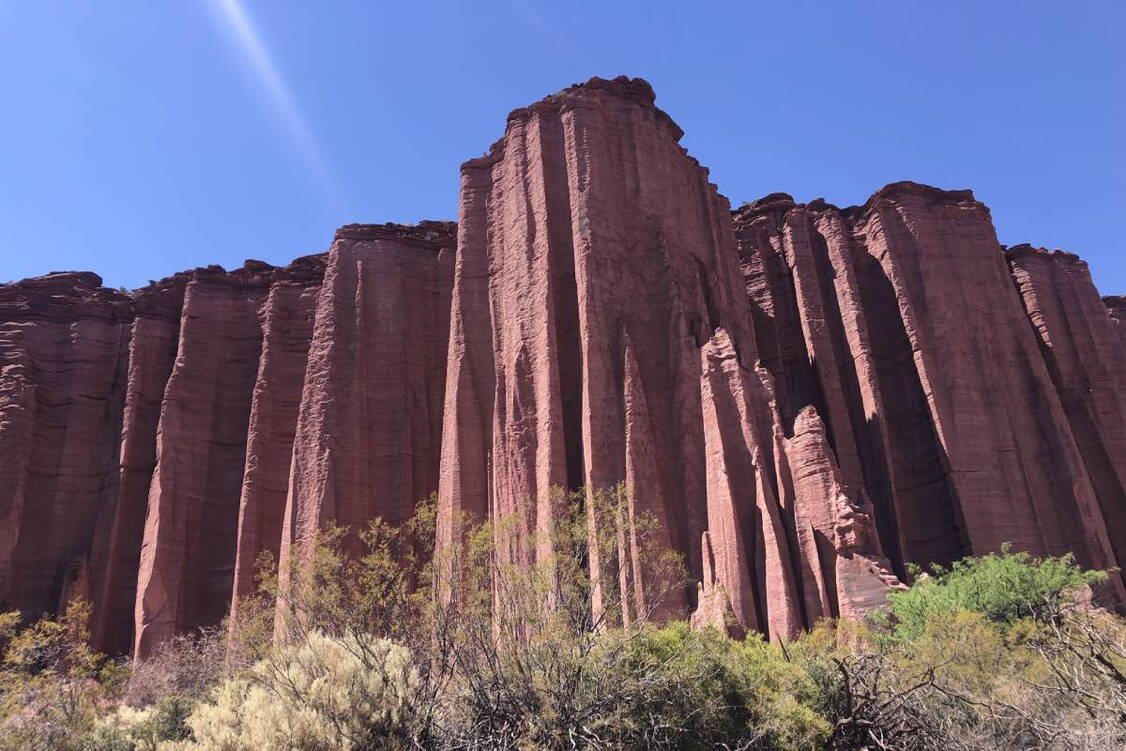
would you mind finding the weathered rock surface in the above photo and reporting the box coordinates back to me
[0,76,1123,659]
[132,263,275,658]
[90,274,189,654]
[439,77,766,621]
[275,224,453,599]
[0,273,130,627]
[229,256,326,619]
[733,186,1124,604]
[1104,296,1126,353]
[1007,247,1126,577]
[435,77,904,632]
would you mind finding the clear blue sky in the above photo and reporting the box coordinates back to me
[2,1,1123,292]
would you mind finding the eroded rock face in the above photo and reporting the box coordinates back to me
[228,257,325,622]
[733,187,1124,605]
[1104,296,1126,353]
[132,263,277,658]
[275,224,454,602]
[0,76,1123,659]
[438,77,765,622]
[0,273,130,628]
[1007,247,1126,577]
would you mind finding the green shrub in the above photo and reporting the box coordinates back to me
[885,546,1106,640]
[617,622,829,749]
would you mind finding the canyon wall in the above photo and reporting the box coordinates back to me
[0,77,1122,657]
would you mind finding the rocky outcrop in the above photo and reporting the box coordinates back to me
[733,187,1124,605]
[1007,247,1126,577]
[1,76,1123,659]
[90,274,188,654]
[275,224,454,598]
[1104,296,1126,353]
[228,257,325,619]
[0,273,130,628]
[438,77,765,621]
[132,263,277,657]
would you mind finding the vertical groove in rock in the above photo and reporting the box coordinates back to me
[133,265,272,658]
[438,77,761,620]
[732,184,1123,607]
[436,173,497,555]
[856,187,1119,594]
[779,406,900,624]
[699,329,801,640]
[229,256,325,619]
[1007,247,1126,579]
[276,225,454,601]
[90,275,188,654]
[0,273,130,624]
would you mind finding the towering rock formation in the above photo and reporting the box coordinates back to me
[732,188,1123,603]
[440,77,762,620]
[0,76,1122,658]
[437,77,896,635]
[228,256,325,617]
[0,273,130,625]
[1007,247,1126,574]
[90,274,189,654]
[132,263,277,657]
[275,224,454,592]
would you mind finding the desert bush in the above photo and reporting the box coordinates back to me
[800,606,1125,750]
[0,600,127,750]
[175,630,416,751]
[613,622,829,750]
[124,628,228,708]
[885,546,1106,640]
[4,497,1123,751]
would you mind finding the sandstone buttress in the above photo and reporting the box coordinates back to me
[0,76,1122,658]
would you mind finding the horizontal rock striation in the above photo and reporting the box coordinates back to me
[0,76,1122,658]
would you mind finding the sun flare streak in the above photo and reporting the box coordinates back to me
[204,0,343,207]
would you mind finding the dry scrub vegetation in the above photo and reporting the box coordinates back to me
[1,487,1122,750]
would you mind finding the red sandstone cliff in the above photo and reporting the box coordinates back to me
[275,223,454,606]
[733,189,1123,604]
[0,76,1122,659]
[436,77,899,637]
[0,273,130,628]
[1007,247,1126,578]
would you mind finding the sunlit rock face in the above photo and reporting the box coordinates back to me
[0,76,1122,658]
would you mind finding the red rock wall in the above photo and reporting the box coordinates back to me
[0,76,1123,658]
[436,78,897,637]
[90,275,188,654]
[132,266,274,657]
[733,188,1124,604]
[275,224,454,596]
[438,77,768,622]
[228,257,325,619]
[1008,247,1126,577]
[1107,296,1126,353]
[0,273,130,625]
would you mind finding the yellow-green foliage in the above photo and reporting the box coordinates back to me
[1,494,1123,751]
[0,600,127,751]
[176,630,416,751]
[617,622,829,750]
